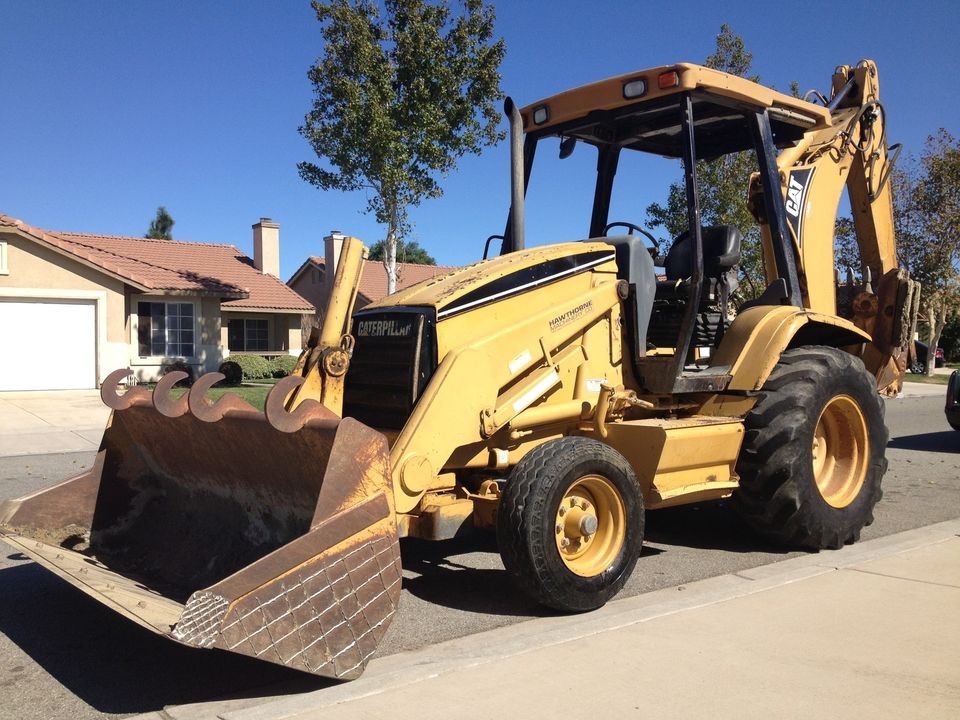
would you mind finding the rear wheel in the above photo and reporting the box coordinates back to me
[733,346,887,549]
[497,438,644,612]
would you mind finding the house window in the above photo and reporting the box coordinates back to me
[228,318,269,351]
[137,302,195,357]
[0,241,8,274]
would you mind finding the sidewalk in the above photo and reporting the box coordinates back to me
[897,379,951,398]
[0,390,108,457]
[134,519,960,720]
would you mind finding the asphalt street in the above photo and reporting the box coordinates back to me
[0,392,957,720]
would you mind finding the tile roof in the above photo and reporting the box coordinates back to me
[293,255,455,303]
[1,213,313,312]
[356,258,457,302]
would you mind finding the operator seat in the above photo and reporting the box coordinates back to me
[663,225,741,286]
[595,234,657,360]
[648,225,742,349]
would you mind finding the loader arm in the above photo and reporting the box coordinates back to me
[755,60,919,392]
[289,235,367,416]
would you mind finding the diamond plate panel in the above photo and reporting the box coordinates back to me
[213,528,402,679]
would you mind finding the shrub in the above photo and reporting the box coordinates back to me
[271,355,299,378]
[160,360,194,387]
[230,354,272,381]
[217,360,243,386]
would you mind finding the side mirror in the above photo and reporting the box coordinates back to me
[559,136,577,160]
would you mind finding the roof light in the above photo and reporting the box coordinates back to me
[533,105,549,125]
[622,78,647,99]
[658,70,680,89]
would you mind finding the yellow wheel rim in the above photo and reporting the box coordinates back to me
[812,394,869,508]
[554,474,626,577]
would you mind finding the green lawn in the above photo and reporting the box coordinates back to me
[156,383,273,411]
[903,372,950,385]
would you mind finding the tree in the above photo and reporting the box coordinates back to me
[895,130,960,374]
[146,206,174,240]
[298,0,505,294]
[938,312,960,361]
[645,24,767,299]
[368,238,436,265]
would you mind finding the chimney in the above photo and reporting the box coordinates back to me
[252,218,280,278]
[324,230,346,276]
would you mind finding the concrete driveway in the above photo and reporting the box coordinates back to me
[0,390,109,457]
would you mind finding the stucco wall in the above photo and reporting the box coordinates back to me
[283,313,303,353]
[289,265,326,313]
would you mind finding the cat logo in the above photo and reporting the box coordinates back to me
[784,168,814,246]
[357,319,413,338]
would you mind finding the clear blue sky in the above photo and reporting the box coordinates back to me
[2,0,958,279]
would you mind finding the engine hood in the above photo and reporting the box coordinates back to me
[362,241,617,320]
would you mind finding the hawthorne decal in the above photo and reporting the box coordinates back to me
[549,300,593,332]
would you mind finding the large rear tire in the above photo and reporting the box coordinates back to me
[733,346,887,549]
[497,438,644,612]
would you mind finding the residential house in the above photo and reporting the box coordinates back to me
[288,233,456,326]
[0,214,313,391]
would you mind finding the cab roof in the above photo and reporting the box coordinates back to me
[519,63,832,159]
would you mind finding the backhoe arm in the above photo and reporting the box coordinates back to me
[757,60,919,392]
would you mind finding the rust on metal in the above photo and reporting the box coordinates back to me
[265,375,340,433]
[100,368,150,410]
[188,372,258,422]
[152,371,190,417]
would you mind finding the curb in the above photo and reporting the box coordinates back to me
[139,518,960,720]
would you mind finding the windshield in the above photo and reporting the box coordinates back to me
[519,136,685,250]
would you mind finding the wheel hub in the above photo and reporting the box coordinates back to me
[554,475,626,577]
[812,394,869,508]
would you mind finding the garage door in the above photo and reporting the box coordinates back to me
[0,299,97,391]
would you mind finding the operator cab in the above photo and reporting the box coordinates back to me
[500,63,828,393]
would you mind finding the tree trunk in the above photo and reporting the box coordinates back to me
[384,227,398,296]
[926,301,948,376]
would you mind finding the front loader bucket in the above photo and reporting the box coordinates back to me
[0,371,402,680]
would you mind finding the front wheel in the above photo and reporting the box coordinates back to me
[733,346,888,549]
[497,438,644,612]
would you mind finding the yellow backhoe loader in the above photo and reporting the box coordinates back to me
[1,60,917,680]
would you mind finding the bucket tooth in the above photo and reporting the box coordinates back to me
[265,375,339,433]
[152,371,190,417]
[100,368,150,410]
[188,372,258,422]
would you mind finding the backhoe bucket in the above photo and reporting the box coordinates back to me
[0,371,402,680]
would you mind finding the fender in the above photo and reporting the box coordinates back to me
[712,305,871,391]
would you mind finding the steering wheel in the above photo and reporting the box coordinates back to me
[603,221,661,255]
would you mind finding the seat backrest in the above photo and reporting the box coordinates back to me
[664,225,742,281]
[594,235,656,356]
